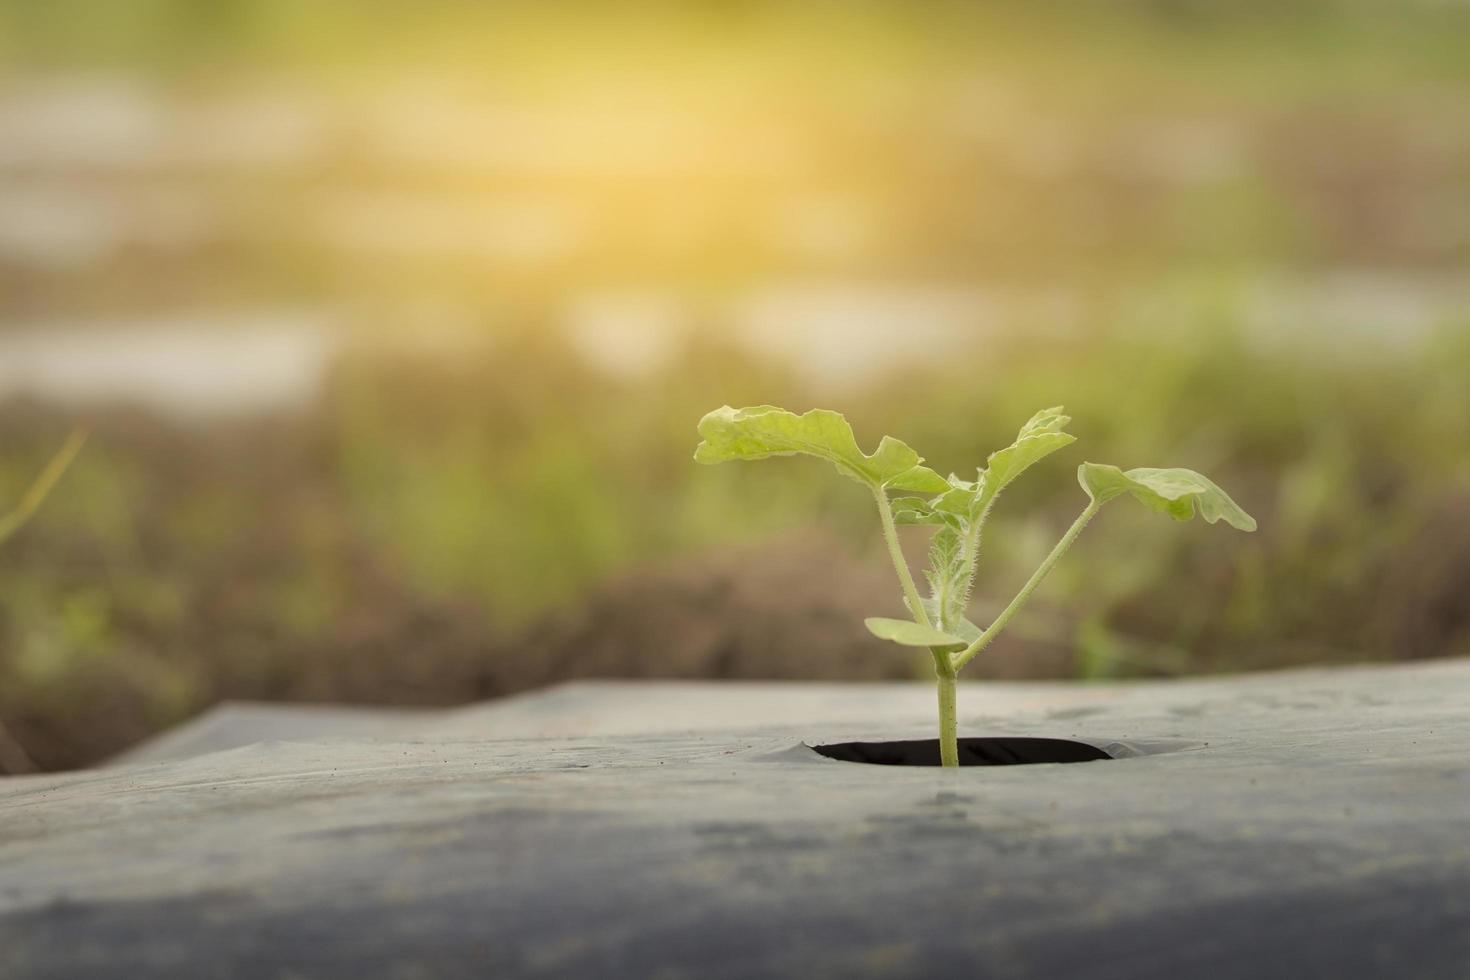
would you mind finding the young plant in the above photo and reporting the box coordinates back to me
[694,405,1255,767]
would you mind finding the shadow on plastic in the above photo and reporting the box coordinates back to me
[812,737,1112,767]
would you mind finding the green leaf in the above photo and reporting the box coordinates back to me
[868,437,951,493]
[899,409,1079,632]
[1078,463,1257,531]
[891,496,949,526]
[975,406,1077,510]
[918,597,985,645]
[864,617,968,649]
[923,525,970,626]
[939,609,985,645]
[932,481,975,516]
[694,405,948,492]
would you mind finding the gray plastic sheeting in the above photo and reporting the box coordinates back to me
[3,660,1469,978]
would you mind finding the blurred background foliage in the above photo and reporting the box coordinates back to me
[2,0,1469,771]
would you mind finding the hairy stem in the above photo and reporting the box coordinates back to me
[946,495,996,626]
[873,487,931,627]
[933,649,959,767]
[876,489,959,766]
[952,499,1102,672]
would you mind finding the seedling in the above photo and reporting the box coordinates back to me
[694,405,1255,767]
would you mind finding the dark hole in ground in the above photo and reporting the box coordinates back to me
[813,737,1112,767]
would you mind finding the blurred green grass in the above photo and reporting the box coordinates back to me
[6,1,1470,92]
[3,0,1470,771]
[3,314,1468,770]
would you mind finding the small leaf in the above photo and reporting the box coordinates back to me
[946,614,985,646]
[1078,463,1257,531]
[976,406,1077,510]
[890,495,931,516]
[932,483,975,516]
[920,408,1077,523]
[891,496,950,526]
[887,465,953,494]
[923,524,971,626]
[694,405,947,491]
[919,599,986,645]
[863,617,968,649]
[869,437,952,493]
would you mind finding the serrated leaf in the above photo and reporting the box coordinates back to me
[889,467,954,493]
[923,525,961,587]
[975,406,1077,509]
[867,437,952,493]
[932,484,975,516]
[923,525,973,627]
[914,408,1077,524]
[694,405,948,492]
[1078,463,1257,531]
[891,495,932,517]
[892,496,955,527]
[910,406,1079,635]
[1015,405,1071,439]
[864,617,968,649]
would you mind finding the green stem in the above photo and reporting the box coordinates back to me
[0,427,88,547]
[873,487,930,627]
[933,650,959,767]
[874,488,960,768]
[957,496,995,586]
[952,499,1102,673]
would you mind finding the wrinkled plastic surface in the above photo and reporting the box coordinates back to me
[3,661,1469,978]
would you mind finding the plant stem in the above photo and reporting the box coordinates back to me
[952,499,1102,672]
[874,488,961,767]
[0,427,88,547]
[933,650,959,767]
[873,487,930,626]
[957,496,995,591]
